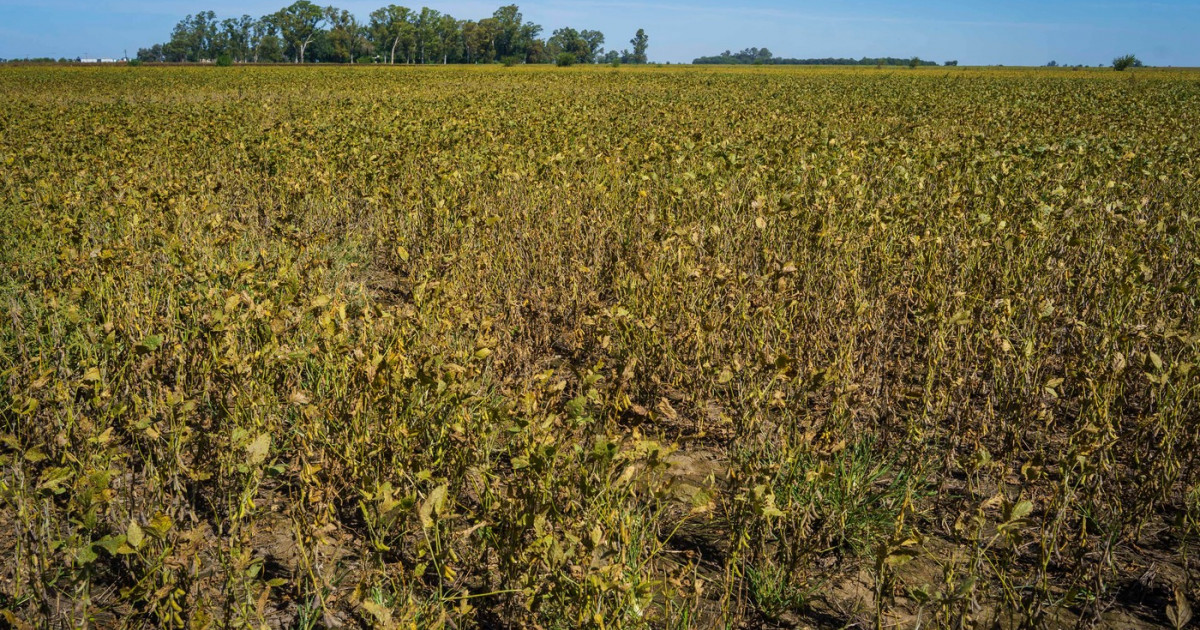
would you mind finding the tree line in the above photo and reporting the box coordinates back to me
[692,48,943,66]
[137,2,649,65]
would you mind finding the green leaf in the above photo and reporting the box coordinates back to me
[76,545,98,565]
[135,334,164,353]
[1149,351,1163,371]
[23,445,47,463]
[565,396,587,418]
[93,535,126,555]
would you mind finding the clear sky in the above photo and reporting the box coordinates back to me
[1,0,1197,66]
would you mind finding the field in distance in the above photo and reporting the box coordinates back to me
[1,64,1198,628]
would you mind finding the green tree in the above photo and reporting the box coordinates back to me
[629,28,648,64]
[219,15,254,62]
[1112,54,1142,71]
[252,17,284,62]
[163,12,218,62]
[548,28,586,61]
[491,5,522,59]
[580,30,605,63]
[547,28,604,64]
[461,19,493,64]
[413,7,442,64]
[325,7,368,63]
[519,21,543,63]
[368,5,413,64]
[136,44,164,62]
[275,1,326,63]
[434,14,461,63]
[490,5,541,62]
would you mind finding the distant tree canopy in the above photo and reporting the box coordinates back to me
[629,29,648,65]
[138,2,650,65]
[692,48,939,66]
[1112,54,1143,71]
[546,27,605,64]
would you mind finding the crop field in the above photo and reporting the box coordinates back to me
[1,64,1199,628]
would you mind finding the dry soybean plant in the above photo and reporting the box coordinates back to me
[1,64,1198,628]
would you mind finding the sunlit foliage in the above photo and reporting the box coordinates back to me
[1,64,1198,628]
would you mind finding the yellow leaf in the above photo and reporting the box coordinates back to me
[246,432,271,466]
[419,483,449,529]
[126,520,145,549]
[361,600,392,625]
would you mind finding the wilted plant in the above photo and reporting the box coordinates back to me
[0,63,1196,628]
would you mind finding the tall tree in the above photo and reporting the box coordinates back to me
[547,28,603,64]
[220,16,254,62]
[163,12,218,62]
[236,15,256,61]
[326,7,368,63]
[547,27,585,61]
[629,28,648,64]
[275,1,326,63]
[368,5,413,64]
[413,7,440,64]
[489,5,539,62]
[580,29,605,63]
[461,19,494,64]
[144,3,559,66]
[490,5,522,59]
[137,44,164,62]
[519,20,542,63]
[252,17,284,62]
[434,14,461,64]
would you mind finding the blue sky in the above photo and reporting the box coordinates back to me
[1,0,1197,65]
